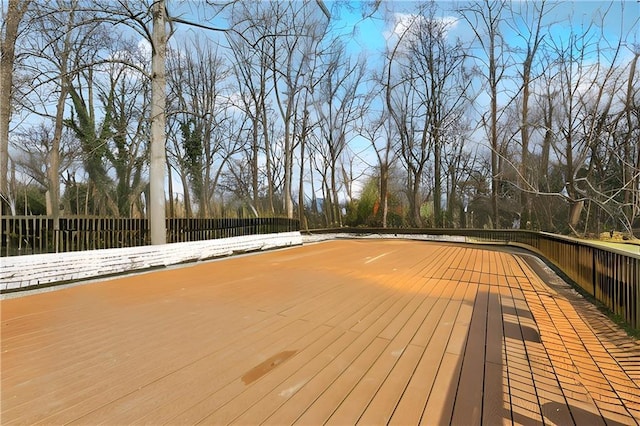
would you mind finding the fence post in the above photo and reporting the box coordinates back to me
[592,249,597,298]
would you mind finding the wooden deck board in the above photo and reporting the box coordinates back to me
[482,288,508,425]
[449,284,489,426]
[388,288,464,425]
[356,342,424,424]
[96,321,328,423]
[184,325,341,425]
[2,239,640,425]
[34,315,306,425]
[231,328,361,425]
[325,298,440,423]
[5,308,282,415]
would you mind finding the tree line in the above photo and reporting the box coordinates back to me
[1,0,639,237]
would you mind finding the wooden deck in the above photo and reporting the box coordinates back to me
[2,239,640,425]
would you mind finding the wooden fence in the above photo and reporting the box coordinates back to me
[0,216,299,257]
[468,228,640,330]
[308,227,640,330]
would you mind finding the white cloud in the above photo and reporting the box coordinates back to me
[384,12,459,48]
[102,38,152,79]
[137,38,152,60]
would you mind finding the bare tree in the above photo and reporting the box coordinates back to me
[65,61,119,215]
[296,94,315,229]
[460,0,509,228]
[384,13,429,227]
[83,0,171,240]
[227,3,280,214]
[1,0,31,215]
[12,123,78,203]
[266,1,327,218]
[578,52,639,235]
[405,2,470,227]
[618,52,640,232]
[442,119,475,228]
[225,1,328,219]
[20,3,149,218]
[15,0,102,244]
[109,54,150,217]
[544,14,625,234]
[358,108,397,228]
[148,0,167,242]
[383,3,470,227]
[166,37,235,217]
[508,0,552,227]
[314,40,367,226]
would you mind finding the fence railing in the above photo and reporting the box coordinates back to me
[307,227,640,330]
[0,216,299,257]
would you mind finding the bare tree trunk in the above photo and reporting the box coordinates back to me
[623,54,638,225]
[565,129,582,229]
[149,0,167,244]
[310,156,318,215]
[167,158,174,218]
[446,162,455,227]
[298,137,307,229]
[380,162,389,227]
[1,0,29,216]
[516,1,546,229]
[50,83,66,251]
[283,127,294,218]
[489,44,499,228]
[251,121,259,211]
[461,0,506,229]
[297,108,309,229]
[434,131,442,227]
[520,72,531,227]
[540,89,553,192]
[330,160,340,226]
[411,177,422,227]
[46,3,81,251]
[261,95,275,214]
[180,172,191,218]
[322,176,330,226]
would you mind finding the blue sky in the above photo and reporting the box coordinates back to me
[328,1,638,54]
[167,1,638,71]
